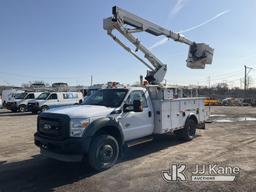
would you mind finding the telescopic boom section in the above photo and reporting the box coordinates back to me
[103,6,214,84]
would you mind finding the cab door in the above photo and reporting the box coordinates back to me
[25,93,35,102]
[119,90,154,141]
[46,93,59,108]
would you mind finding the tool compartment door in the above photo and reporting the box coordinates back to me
[198,99,206,122]
[170,101,181,129]
[152,100,171,134]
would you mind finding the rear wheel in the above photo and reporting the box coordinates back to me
[18,105,26,112]
[88,135,119,171]
[175,119,197,141]
[32,110,38,114]
[41,105,49,112]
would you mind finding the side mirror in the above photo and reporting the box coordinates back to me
[133,100,143,112]
[123,100,143,113]
[123,103,133,113]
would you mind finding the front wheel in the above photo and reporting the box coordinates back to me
[175,119,197,141]
[88,135,119,171]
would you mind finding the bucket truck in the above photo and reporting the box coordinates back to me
[34,6,214,171]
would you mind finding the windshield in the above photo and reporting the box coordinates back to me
[15,93,27,99]
[83,89,128,108]
[87,89,99,96]
[37,92,50,100]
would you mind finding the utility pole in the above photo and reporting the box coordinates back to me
[207,76,211,114]
[208,76,211,96]
[244,65,253,99]
[140,75,143,86]
[90,75,93,86]
[244,65,247,99]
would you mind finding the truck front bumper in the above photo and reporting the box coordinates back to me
[34,133,92,162]
[6,102,17,111]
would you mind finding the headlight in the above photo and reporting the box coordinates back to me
[70,118,90,137]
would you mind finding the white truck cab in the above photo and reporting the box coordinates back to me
[6,92,42,112]
[28,92,84,114]
[35,87,207,170]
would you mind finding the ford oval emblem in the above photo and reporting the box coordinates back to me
[43,123,51,130]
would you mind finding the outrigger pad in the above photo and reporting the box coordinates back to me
[186,43,214,69]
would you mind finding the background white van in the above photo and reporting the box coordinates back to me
[6,92,42,112]
[2,89,24,107]
[28,92,83,114]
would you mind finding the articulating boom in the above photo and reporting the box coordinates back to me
[104,6,214,84]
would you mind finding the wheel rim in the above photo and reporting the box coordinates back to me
[188,125,195,137]
[42,107,48,111]
[99,144,114,163]
[20,106,25,112]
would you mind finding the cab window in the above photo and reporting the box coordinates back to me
[126,90,148,108]
[26,94,35,99]
[48,94,57,100]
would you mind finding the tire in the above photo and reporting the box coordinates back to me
[199,123,206,129]
[88,134,119,171]
[32,110,38,114]
[175,119,197,141]
[18,105,26,112]
[41,105,49,112]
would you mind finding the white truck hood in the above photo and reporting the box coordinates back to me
[9,98,19,102]
[45,105,115,119]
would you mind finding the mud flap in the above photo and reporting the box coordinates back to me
[197,122,206,129]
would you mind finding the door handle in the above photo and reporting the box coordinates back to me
[148,111,152,117]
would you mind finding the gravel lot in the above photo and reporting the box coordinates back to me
[0,106,255,192]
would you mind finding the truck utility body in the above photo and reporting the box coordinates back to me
[34,6,213,171]
[152,97,206,133]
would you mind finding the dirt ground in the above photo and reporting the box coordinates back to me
[0,106,255,192]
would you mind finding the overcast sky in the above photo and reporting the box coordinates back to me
[0,0,256,87]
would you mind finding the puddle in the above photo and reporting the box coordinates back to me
[214,119,233,123]
[213,117,256,123]
[210,114,226,117]
[237,117,256,121]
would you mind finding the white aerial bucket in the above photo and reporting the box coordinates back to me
[186,43,214,69]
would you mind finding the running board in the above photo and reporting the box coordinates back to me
[127,136,154,147]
